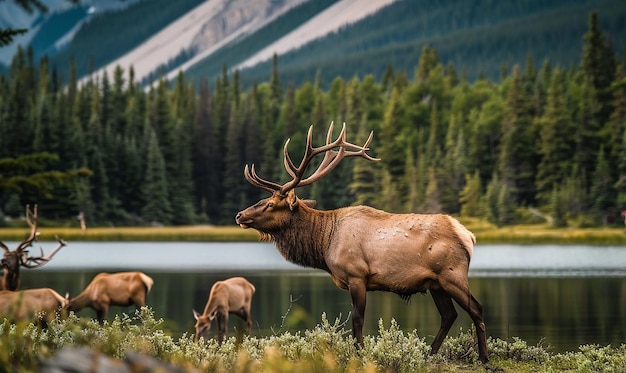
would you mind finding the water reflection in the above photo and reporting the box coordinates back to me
[11,242,626,353]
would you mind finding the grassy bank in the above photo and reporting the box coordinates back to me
[0,225,261,242]
[1,222,625,244]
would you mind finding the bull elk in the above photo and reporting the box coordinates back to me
[235,123,489,363]
[0,288,69,324]
[192,276,255,343]
[0,204,66,291]
[67,271,154,321]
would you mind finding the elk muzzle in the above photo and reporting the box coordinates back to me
[235,212,252,229]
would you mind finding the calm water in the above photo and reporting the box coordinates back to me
[11,242,626,353]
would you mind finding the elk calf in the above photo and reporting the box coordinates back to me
[0,288,69,324]
[192,277,255,343]
[67,271,153,321]
[235,123,489,363]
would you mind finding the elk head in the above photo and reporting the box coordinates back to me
[235,122,379,236]
[192,309,216,341]
[0,204,66,291]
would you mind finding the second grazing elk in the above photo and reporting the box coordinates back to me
[1,204,66,291]
[0,288,69,324]
[235,123,489,363]
[67,271,154,321]
[192,277,255,343]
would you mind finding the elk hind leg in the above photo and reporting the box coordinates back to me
[441,280,489,363]
[237,308,252,334]
[429,288,458,355]
[132,296,147,313]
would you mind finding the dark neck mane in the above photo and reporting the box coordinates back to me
[264,204,335,271]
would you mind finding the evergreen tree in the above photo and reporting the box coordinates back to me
[573,76,601,191]
[379,86,405,183]
[0,153,75,207]
[141,129,172,225]
[242,89,262,206]
[483,173,503,225]
[609,65,626,181]
[498,65,535,205]
[535,69,574,203]
[497,182,517,225]
[590,146,615,224]
[222,100,245,224]
[549,184,567,227]
[270,53,283,116]
[459,170,482,218]
[349,115,379,207]
[192,78,219,222]
[423,167,442,214]
[378,169,401,212]
[466,91,504,187]
[581,12,616,129]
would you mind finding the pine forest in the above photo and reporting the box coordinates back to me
[0,12,624,229]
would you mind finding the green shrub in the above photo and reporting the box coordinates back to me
[1,307,625,372]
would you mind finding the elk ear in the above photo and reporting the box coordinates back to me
[193,309,201,320]
[286,189,298,211]
[302,199,316,208]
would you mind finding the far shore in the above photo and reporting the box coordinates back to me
[1,223,625,245]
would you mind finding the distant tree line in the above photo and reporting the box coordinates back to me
[0,12,624,228]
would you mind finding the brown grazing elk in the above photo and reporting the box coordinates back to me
[235,123,489,363]
[192,276,255,343]
[0,204,66,291]
[0,288,69,324]
[67,271,154,321]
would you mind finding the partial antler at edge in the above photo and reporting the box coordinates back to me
[21,235,67,269]
[16,204,40,252]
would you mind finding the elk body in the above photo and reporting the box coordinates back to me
[67,271,154,321]
[0,288,69,324]
[192,276,255,343]
[1,205,66,291]
[235,123,489,363]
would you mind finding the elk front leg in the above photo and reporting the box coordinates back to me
[217,312,228,344]
[348,280,366,347]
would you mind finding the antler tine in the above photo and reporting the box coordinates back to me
[0,241,10,253]
[17,204,40,252]
[244,164,282,194]
[21,234,67,269]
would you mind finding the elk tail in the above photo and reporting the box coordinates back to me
[450,217,475,258]
[139,273,154,293]
[51,289,69,307]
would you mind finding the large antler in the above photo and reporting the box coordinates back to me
[244,122,379,196]
[20,235,66,269]
[14,204,66,268]
[16,204,40,253]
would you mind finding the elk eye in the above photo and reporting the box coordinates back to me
[267,202,274,208]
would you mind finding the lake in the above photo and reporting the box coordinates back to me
[11,241,626,353]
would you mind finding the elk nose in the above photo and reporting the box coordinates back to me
[235,213,242,223]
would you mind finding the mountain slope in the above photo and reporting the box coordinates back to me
[3,0,624,90]
[84,0,309,86]
[233,0,626,88]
